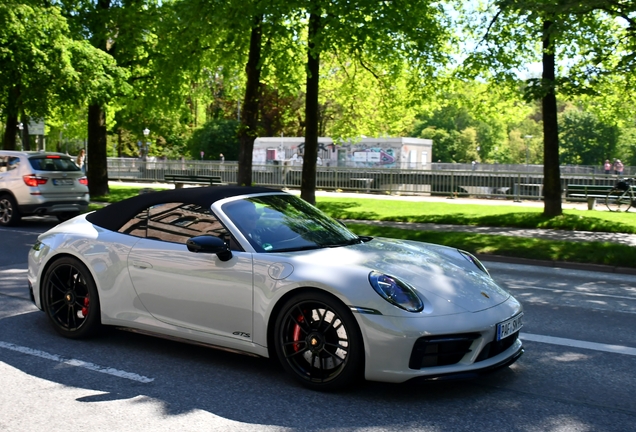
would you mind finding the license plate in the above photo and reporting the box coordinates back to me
[53,179,74,186]
[497,312,523,341]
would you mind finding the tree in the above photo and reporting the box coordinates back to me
[57,0,150,195]
[463,1,633,216]
[0,1,123,151]
[297,0,453,204]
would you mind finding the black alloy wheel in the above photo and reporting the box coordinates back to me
[274,291,363,390]
[42,257,101,338]
[0,194,21,226]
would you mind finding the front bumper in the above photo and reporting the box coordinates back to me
[355,297,523,383]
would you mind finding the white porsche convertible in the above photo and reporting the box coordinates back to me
[27,186,523,390]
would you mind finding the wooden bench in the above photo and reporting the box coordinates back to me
[164,174,225,189]
[565,184,612,201]
[565,184,614,209]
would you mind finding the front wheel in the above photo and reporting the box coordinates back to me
[274,291,364,391]
[41,257,101,338]
[605,189,632,212]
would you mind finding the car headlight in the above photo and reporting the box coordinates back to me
[459,250,490,276]
[368,271,423,313]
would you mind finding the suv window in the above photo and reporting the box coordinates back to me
[0,156,19,172]
[118,202,237,247]
[29,156,80,172]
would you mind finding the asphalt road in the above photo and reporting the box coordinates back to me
[0,220,635,431]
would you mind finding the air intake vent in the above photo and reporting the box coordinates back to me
[409,333,480,369]
[476,332,519,363]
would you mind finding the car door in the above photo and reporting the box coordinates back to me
[125,202,254,341]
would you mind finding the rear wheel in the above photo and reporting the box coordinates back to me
[41,257,101,338]
[605,189,632,212]
[0,194,21,226]
[274,291,364,390]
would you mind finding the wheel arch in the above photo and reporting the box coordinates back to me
[265,286,365,363]
[0,189,18,200]
[38,252,100,311]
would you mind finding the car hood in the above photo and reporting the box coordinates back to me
[287,237,510,313]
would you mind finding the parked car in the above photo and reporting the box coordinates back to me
[28,186,523,390]
[0,151,89,226]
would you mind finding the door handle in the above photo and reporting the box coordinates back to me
[132,260,153,269]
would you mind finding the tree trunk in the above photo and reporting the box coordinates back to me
[542,20,562,217]
[237,15,263,187]
[300,10,322,205]
[87,103,109,196]
[21,115,30,150]
[2,86,20,150]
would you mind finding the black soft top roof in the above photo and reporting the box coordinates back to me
[86,186,280,231]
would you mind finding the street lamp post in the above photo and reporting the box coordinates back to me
[143,128,150,159]
[523,135,533,170]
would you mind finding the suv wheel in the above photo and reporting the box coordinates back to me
[0,195,21,226]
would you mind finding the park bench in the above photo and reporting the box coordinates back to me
[565,184,614,208]
[164,174,225,189]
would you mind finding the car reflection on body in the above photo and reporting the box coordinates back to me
[27,186,523,390]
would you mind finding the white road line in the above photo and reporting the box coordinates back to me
[508,285,636,301]
[520,333,636,356]
[0,341,154,383]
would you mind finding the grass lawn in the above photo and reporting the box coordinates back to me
[89,185,636,267]
[315,197,636,234]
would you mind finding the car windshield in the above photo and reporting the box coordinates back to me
[29,155,80,172]
[222,194,361,253]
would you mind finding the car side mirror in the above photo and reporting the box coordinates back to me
[186,235,233,261]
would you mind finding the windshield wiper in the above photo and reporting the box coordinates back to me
[322,237,365,248]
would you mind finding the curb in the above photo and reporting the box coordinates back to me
[476,254,636,275]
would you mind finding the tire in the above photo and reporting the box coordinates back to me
[0,194,21,226]
[274,291,364,390]
[605,189,632,212]
[57,212,80,223]
[41,257,101,339]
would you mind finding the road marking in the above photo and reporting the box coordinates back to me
[0,341,154,383]
[509,285,636,301]
[520,333,636,356]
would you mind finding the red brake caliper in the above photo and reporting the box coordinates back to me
[293,314,304,352]
[82,297,89,317]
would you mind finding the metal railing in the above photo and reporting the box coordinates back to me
[106,158,625,201]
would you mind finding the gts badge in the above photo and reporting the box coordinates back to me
[233,331,251,338]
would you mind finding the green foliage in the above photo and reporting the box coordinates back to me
[0,1,127,118]
[559,107,619,165]
[187,119,239,160]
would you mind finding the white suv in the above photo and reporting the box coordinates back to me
[0,151,90,226]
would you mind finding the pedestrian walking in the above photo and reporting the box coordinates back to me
[604,160,612,175]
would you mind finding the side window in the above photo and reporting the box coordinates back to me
[119,202,229,245]
[0,157,20,172]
